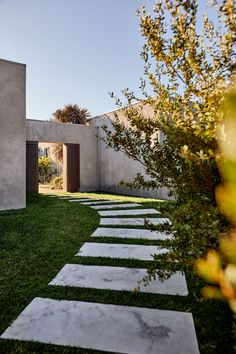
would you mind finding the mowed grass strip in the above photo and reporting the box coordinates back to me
[0,193,234,354]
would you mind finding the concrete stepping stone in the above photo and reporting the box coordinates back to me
[0,297,199,354]
[92,227,171,240]
[57,196,72,199]
[98,209,160,216]
[58,196,90,200]
[68,198,98,202]
[91,203,142,210]
[81,200,122,205]
[49,264,187,296]
[76,243,168,260]
[100,217,171,226]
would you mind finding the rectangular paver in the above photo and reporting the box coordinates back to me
[49,264,187,296]
[68,199,98,202]
[0,297,199,354]
[80,200,122,205]
[91,203,141,210]
[98,209,160,216]
[100,218,171,226]
[92,227,171,240]
[58,197,91,200]
[76,243,168,260]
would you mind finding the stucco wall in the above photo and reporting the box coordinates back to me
[0,58,170,210]
[0,59,26,210]
[89,109,171,200]
[26,120,99,191]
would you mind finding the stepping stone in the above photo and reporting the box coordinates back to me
[92,227,170,240]
[76,243,168,260]
[0,297,200,354]
[49,264,188,296]
[100,218,171,226]
[58,196,89,200]
[81,200,122,205]
[98,209,160,216]
[57,197,72,199]
[91,203,142,210]
[69,199,97,202]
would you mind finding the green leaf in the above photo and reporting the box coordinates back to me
[216,184,236,223]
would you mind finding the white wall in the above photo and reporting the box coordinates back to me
[0,59,171,211]
[89,111,171,200]
[0,59,26,210]
[26,120,99,191]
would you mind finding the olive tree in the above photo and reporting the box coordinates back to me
[102,0,236,270]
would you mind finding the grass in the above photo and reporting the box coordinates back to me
[0,192,235,353]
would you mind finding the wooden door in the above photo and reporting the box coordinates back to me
[63,144,80,192]
[26,141,38,193]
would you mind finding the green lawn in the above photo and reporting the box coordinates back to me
[0,192,234,353]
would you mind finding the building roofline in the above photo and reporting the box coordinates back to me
[88,100,142,120]
[0,58,26,67]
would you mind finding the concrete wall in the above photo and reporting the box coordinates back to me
[0,59,26,210]
[26,120,99,191]
[89,107,170,200]
[0,59,170,210]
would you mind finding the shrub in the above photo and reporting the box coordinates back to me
[51,176,63,190]
[195,80,236,315]
[101,0,236,271]
[38,156,51,184]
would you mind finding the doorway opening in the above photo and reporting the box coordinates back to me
[26,141,80,194]
[38,142,63,193]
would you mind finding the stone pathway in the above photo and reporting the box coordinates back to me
[98,208,160,216]
[100,217,171,226]
[1,298,199,354]
[58,196,89,200]
[92,203,142,209]
[92,227,170,240]
[1,196,199,353]
[69,198,105,202]
[81,200,123,205]
[49,264,188,295]
[77,242,168,260]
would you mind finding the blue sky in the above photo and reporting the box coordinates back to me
[0,0,217,120]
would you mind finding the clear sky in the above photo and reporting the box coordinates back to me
[0,0,216,120]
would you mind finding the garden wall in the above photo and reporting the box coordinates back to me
[89,109,171,200]
[0,59,26,210]
[26,120,99,192]
[0,58,171,212]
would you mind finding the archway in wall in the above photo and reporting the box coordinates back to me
[26,141,80,194]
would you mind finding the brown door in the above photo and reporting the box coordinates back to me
[63,143,80,192]
[26,141,38,193]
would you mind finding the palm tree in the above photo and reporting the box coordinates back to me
[52,104,90,124]
[51,104,91,163]
[51,143,63,163]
